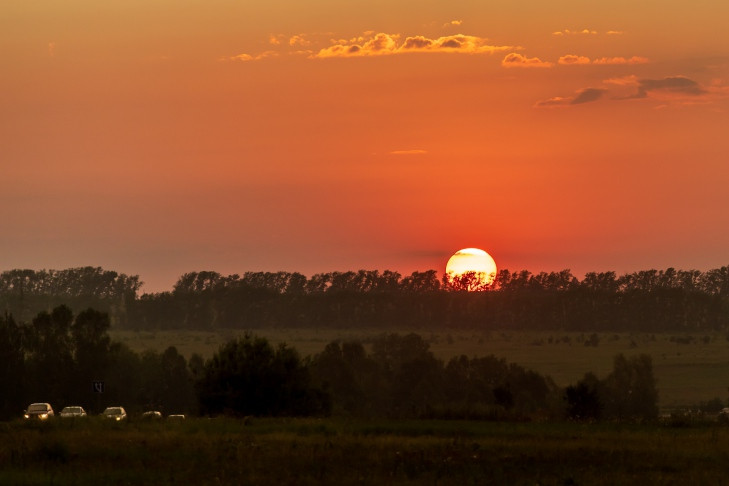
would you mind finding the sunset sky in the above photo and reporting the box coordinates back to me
[3,0,729,292]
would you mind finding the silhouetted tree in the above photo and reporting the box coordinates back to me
[69,308,112,405]
[564,372,602,420]
[602,353,658,421]
[444,271,494,292]
[138,346,196,415]
[309,341,373,415]
[0,313,25,419]
[24,306,75,407]
[197,334,329,417]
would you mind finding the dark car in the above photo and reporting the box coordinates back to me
[59,406,87,418]
[102,406,127,421]
[24,403,54,420]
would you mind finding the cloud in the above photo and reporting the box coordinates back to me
[444,20,463,27]
[289,35,312,47]
[558,54,591,65]
[225,51,279,62]
[228,53,253,62]
[534,87,606,107]
[558,55,649,66]
[553,29,597,36]
[631,76,707,99]
[603,75,639,86]
[227,31,513,62]
[501,53,553,68]
[315,33,512,58]
[593,56,649,65]
[606,30,625,35]
[316,33,398,57]
[537,75,721,108]
[389,149,428,155]
[534,96,572,107]
[572,88,607,104]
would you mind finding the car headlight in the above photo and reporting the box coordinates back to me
[115,416,121,421]
[24,414,29,419]
[40,413,48,419]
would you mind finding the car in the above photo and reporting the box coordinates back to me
[59,406,87,418]
[24,402,54,420]
[102,406,127,421]
[142,410,163,420]
[718,408,729,423]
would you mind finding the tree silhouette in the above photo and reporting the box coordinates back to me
[443,271,495,292]
[197,334,329,416]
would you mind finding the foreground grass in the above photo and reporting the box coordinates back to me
[3,417,729,485]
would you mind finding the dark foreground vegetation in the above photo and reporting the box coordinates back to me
[4,417,729,485]
[2,266,729,331]
[1,306,661,423]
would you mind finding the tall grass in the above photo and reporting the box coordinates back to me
[3,417,729,485]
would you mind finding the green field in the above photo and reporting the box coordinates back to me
[3,417,729,485]
[111,329,729,411]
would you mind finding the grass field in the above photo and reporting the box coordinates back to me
[3,417,729,485]
[110,329,729,411]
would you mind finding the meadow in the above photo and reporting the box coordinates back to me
[3,417,729,485]
[111,329,729,411]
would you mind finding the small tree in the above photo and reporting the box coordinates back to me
[564,372,602,420]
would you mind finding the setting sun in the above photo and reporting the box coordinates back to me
[445,248,497,290]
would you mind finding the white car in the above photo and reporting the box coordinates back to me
[102,406,127,421]
[24,402,54,420]
[59,406,87,418]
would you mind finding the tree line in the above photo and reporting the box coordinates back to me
[2,266,729,331]
[0,306,659,422]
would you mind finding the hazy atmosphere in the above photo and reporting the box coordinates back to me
[3,0,729,291]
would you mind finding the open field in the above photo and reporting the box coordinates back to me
[111,329,729,411]
[3,417,729,485]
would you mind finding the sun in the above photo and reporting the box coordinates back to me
[445,248,498,291]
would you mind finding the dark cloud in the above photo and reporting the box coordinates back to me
[634,76,706,98]
[440,38,462,48]
[571,88,607,104]
[535,87,606,108]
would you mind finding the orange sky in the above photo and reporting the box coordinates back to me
[2,1,729,292]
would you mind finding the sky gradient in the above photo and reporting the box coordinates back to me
[3,0,729,292]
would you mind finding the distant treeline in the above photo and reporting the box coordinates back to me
[2,266,729,331]
[0,306,659,422]
[0,267,140,326]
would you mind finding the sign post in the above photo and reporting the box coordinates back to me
[92,381,104,413]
